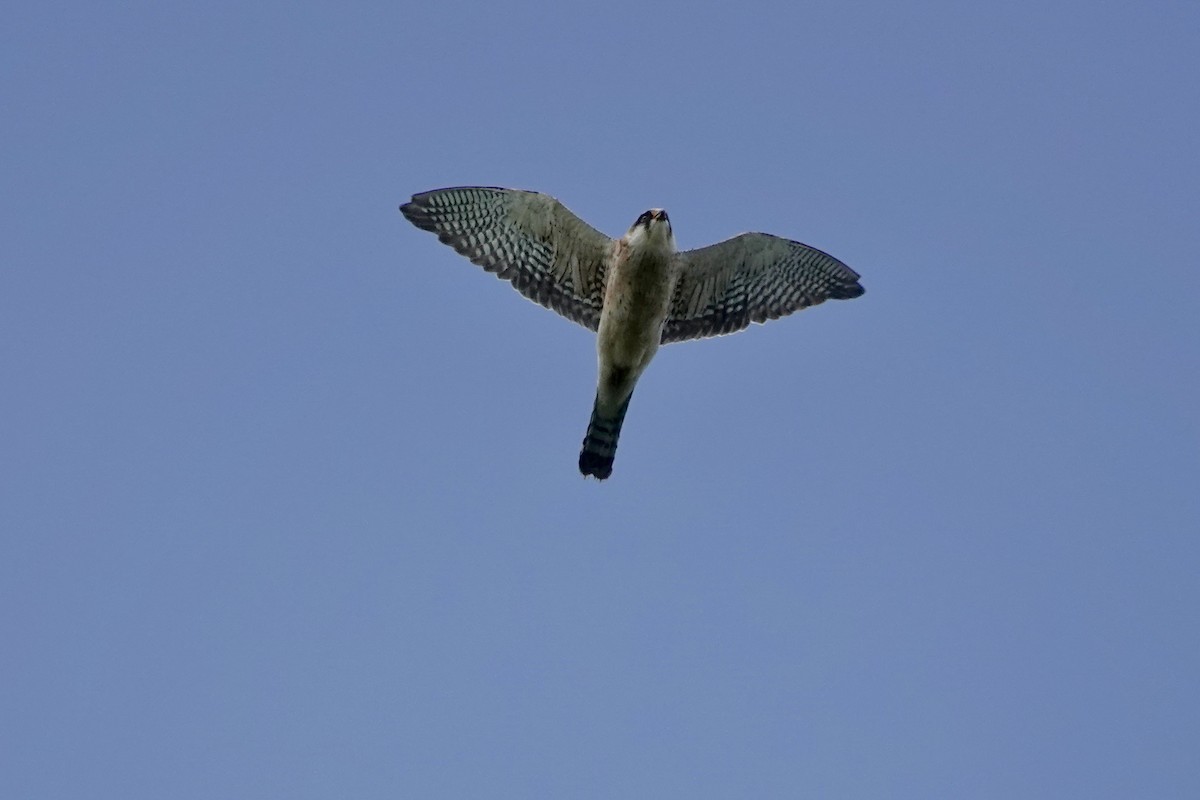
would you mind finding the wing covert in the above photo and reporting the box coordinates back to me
[401,187,613,331]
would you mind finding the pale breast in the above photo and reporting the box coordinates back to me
[598,244,677,369]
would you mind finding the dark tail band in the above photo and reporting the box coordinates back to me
[578,393,633,480]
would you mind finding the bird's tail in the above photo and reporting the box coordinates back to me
[578,392,633,480]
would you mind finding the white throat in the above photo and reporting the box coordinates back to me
[627,220,677,255]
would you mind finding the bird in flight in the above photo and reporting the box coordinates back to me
[400,187,864,480]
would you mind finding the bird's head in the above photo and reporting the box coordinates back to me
[626,208,675,252]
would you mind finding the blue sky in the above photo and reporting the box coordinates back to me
[3,1,1197,797]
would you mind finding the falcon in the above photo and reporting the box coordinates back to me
[400,187,864,480]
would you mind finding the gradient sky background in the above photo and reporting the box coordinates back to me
[3,2,1198,797]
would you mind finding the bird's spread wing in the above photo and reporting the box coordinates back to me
[401,187,613,331]
[662,233,864,343]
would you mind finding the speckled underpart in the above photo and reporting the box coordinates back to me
[575,214,677,479]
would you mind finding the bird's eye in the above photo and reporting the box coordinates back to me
[636,211,652,226]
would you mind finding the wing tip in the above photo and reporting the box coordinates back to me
[400,187,516,231]
[400,199,440,234]
[835,281,865,300]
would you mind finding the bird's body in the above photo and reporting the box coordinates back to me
[582,211,677,478]
[400,187,864,480]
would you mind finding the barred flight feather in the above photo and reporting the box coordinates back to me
[401,187,612,331]
[661,232,863,343]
